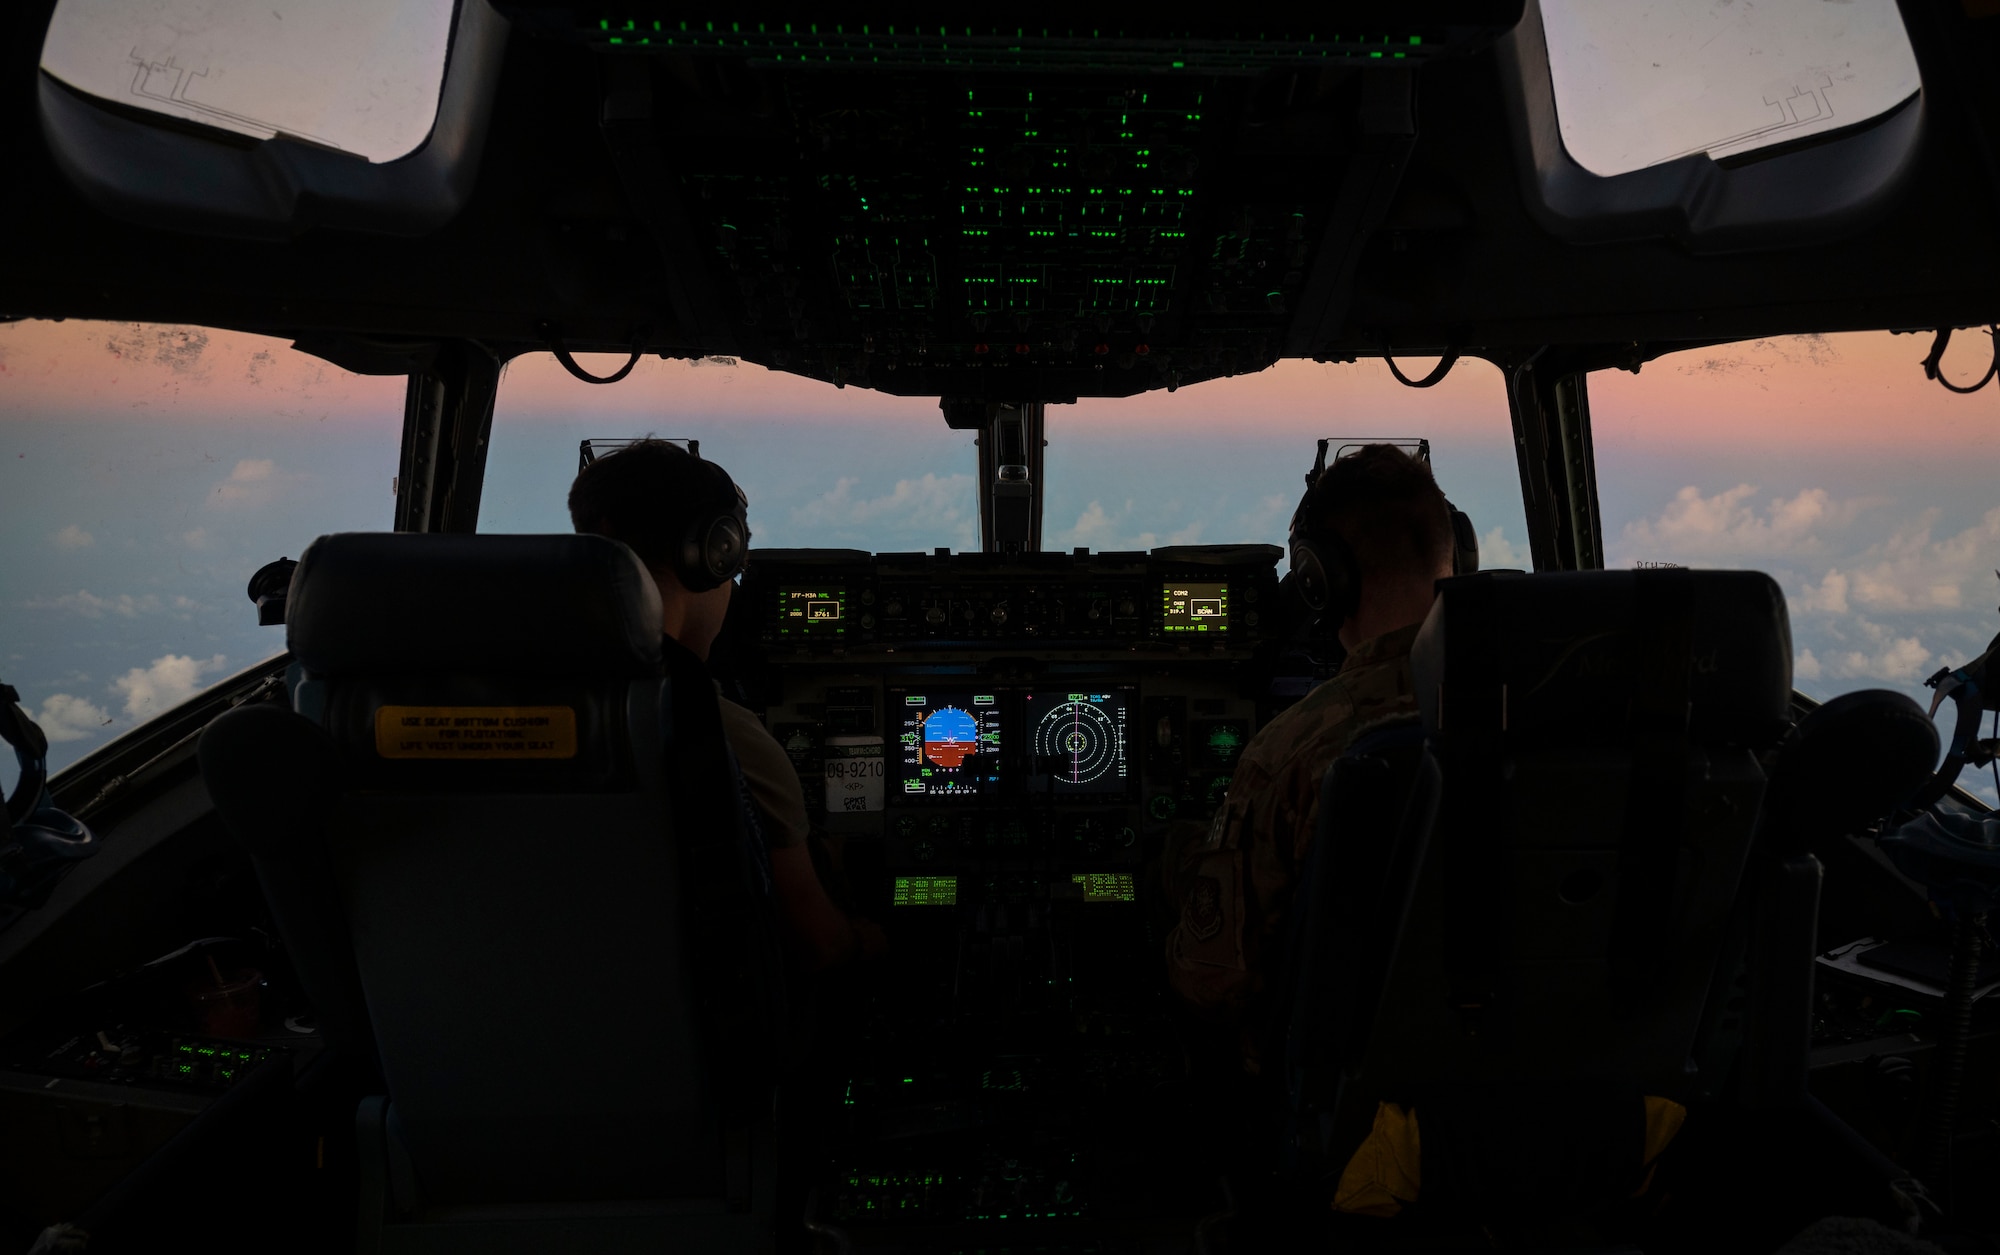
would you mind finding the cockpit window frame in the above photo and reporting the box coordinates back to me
[1497,0,1926,254]
[33,0,509,241]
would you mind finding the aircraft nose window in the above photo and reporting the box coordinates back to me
[1541,0,1921,177]
[39,0,456,163]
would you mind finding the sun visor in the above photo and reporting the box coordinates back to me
[35,0,508,240]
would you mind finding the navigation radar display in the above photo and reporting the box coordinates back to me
[891,692,1002,798]
[1162,581,1229,633]
[1025,689,1132,796]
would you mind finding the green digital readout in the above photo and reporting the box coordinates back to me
[1071,872,1136,903]
[1162,581,1228,632]
[892,875,959,907]
[777,586,847,637]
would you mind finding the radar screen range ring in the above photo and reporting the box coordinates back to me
[1024,689,1133,795]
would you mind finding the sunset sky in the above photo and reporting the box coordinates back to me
[3,318,1996,803]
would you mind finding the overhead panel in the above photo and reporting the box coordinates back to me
[512,8,1522,400]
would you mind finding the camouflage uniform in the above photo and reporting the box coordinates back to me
[1165,623,1422,1066]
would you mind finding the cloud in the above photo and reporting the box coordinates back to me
[1226,493,1295,544]
[181,527,209,549]
[1618,484,1875,564]
[1810,618,1934,684]
[52,524,93,550]
[1794,649,1822,682]
[1786,506,2000,617]
[787,474,978,548]
[26,590,162,618]
[1067,500,1117,547]
[1840,507,2000,614]
[110,653,227,720]
[1795,570,1849,615]
[1480,526,1528,569]
[209,457,283,505]
[1050,498,1206,551]
[35,694,114,743]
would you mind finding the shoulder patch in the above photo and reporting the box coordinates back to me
[1185,875,1224,942]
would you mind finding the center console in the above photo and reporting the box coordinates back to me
[719,544,1308,1246]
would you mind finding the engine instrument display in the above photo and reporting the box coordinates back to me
[892,875,958,906]
[892,692,1003,799]
[777,586,848,638]
[1024,689,1132,795]
[1071,872,1137,903]
[1162,581,1229,633]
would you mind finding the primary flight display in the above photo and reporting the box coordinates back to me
[893,692,1004,798]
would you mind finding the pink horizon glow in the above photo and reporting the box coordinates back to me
[2,320,1987,457]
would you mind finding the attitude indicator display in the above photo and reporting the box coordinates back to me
[1025,689,1132,796]
[1162,581,1229,632]
[891,692,1002,799]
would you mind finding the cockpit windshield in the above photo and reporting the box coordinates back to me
[1593,331,2000,806]
[0,319,399,773]
[479,350,1535,559]
[9,318,1996,810]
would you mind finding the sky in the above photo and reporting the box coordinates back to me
[2,318,1996,806]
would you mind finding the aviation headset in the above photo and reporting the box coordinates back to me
[673,455,753,593]
[0,682,97,909]
[1288,440,1479,624]
[577,440,751,592]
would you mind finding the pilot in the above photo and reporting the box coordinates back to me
[1164,443,1454,1065]
[567,440,885,970]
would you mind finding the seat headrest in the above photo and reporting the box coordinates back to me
[1765,689,1939,845]
[287,534,664,678]
[1412,569,1793,746]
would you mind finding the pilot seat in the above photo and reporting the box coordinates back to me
[198,533,785,1254]
[1266,569,1804,1246]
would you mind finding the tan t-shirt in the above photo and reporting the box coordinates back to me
[717,692,809,850]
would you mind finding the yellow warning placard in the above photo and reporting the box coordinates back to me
[374,706,578,760]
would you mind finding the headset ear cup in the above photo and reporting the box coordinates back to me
[1449,507,1479,576]
[1290,542,1329,613]
[705,514,747,585]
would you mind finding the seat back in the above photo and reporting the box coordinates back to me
[1310,570,1793,1198]
[1278,717,1441,1176]
[201,533,782,1218]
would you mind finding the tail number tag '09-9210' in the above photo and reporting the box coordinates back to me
[824,735,885,811]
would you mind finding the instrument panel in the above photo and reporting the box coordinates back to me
[725,545,1291,891]
[727,545,1302,1238]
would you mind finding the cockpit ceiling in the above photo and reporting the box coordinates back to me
[6,1,2000,400]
